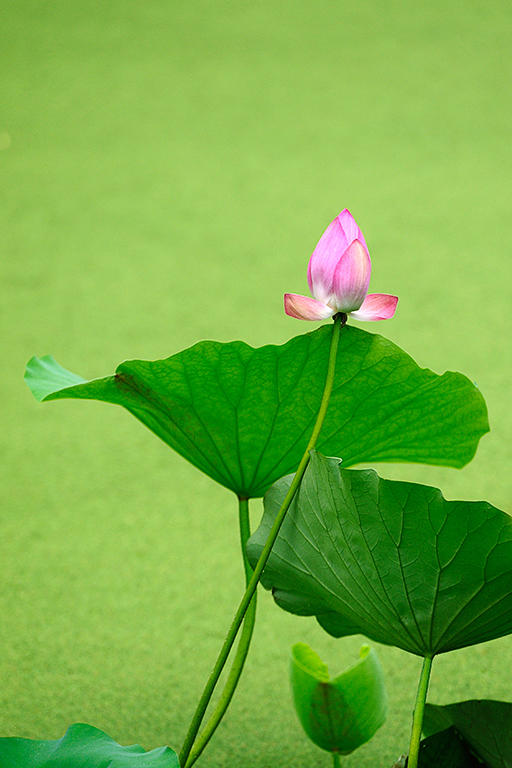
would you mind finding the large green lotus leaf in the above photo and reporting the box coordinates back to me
[25,325,488,497]
[247,452,512,656]
[0,723,179,767]
[417,727,481,767]
[290,643,387,755]
[423,700,512,767]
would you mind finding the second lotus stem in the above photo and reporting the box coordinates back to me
[184,497,256,767]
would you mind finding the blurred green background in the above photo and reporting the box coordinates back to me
[2,1,511,765]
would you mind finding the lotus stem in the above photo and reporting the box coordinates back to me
[407,655,433,768]
[179,313,345,766]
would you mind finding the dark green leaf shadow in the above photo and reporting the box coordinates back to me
[423,700,512,767]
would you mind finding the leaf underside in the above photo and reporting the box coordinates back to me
[0,723,179,767]
[247,452,512,656]
[25,325,489,498]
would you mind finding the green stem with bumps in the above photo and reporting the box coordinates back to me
[407,656,433,768]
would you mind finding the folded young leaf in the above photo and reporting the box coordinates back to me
[0,723,179,767]
[290,643,387,754]
[25,325,488,497]
[247,452,512,656]
[423,700,512,767]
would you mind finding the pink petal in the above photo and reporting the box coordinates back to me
[332,239,371,312]
[284,293,334,321]
[350,293,398,321]
[307,209,368,303]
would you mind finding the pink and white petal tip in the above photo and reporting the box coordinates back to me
[349,293,398,321]
[284,293,334,321]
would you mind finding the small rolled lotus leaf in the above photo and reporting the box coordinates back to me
[423,700,512,767]
[417,727,481,767]
[24,324,488,498]
[247,451,512,656]
[290,642,387,755]
[0,723,179,768]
